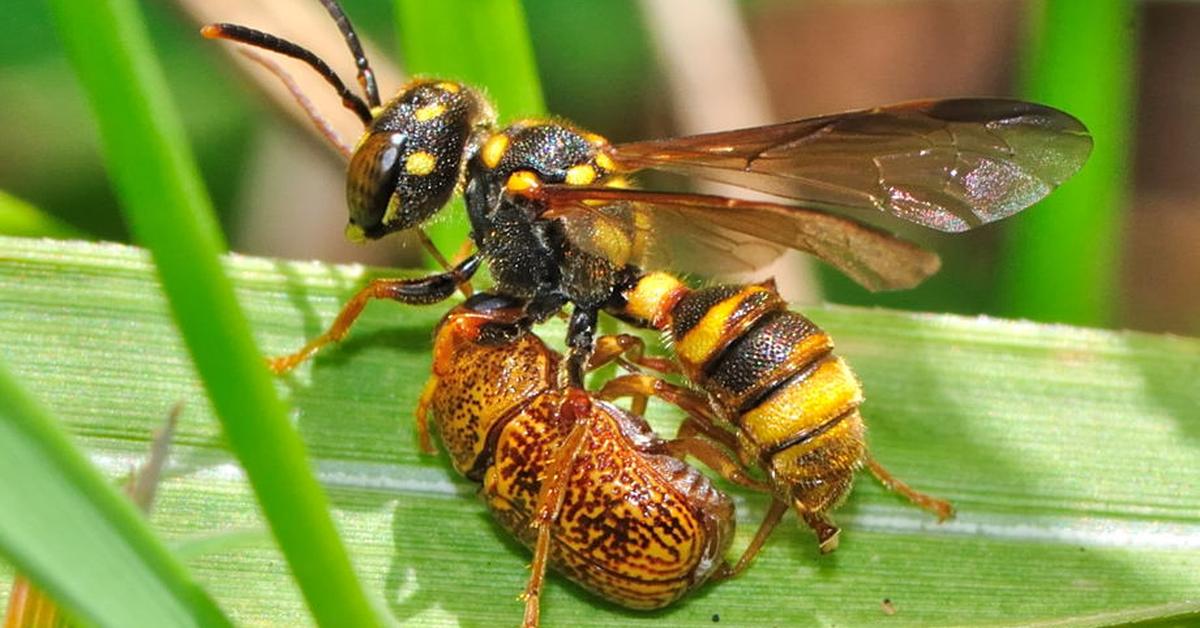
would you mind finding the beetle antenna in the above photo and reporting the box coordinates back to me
[316,0,380,108]
[202,23,372,126]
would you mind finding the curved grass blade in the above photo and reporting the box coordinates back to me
[0,360,229,627]
[1,236,1198,626]
[46,0,380,625]
[998,0,1135,326]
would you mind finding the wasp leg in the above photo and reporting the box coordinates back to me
[797,508,841,554]
[564,307,600,388]
[416,230,474,299]
[713,498,788,581]
[521,401,590,628]
[676,415,740,454]
[666,436,770,492]
[596,373,717,427]
[588,334,679,376]
[865,455,954,521]
[269,255,480,374]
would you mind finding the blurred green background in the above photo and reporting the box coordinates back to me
[1,0,1194,335]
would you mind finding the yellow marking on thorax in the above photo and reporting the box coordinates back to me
[404,151,437,176]
[590,219,632,265]
[414,102,446,122]
[565,164,597,186]
[505,170,541,194]
[595,152,616,172]
[435,81,461,93]
[481,134,509,169]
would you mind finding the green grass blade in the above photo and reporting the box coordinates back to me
[0,359,229,627]
[997,0,1136,326]
[0,190,84,240]
[47,1,379,625]
[393,0,546,260]
[2,236,1197,626]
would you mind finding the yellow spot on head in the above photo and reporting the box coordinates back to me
[505,171,541,194]
[435,81,461,93]
[594,152,615,172]
[414,102,446,122]
[481,134,509,169]
[405,151,437,176]
[565,164,597,186]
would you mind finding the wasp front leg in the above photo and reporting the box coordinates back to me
[268,255,480,374]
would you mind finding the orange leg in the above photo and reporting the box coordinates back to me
[413,376,441,455]
[666,436,770,493]
[521,415,589,628]
[269,258,477,374]
[588,334,678,375]
[714,497,788,581]
[865,456,955,521]
[676,415,740,454]
[596,374,717,427]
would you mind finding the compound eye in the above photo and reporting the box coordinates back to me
[346,131,405,240]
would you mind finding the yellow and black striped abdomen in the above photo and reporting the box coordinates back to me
[667,284,867,515]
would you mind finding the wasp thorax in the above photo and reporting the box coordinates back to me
[485,122,614,187]
[345,80,495,241]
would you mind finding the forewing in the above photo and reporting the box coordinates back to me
[539,187,941,292]
[610,99,1093,232]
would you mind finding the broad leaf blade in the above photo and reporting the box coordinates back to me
[0,236,1197,626]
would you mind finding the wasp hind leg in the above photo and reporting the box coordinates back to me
[865,455,954,521]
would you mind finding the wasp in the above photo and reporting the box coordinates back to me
[202,0,1093,387]
[418,293,789,627]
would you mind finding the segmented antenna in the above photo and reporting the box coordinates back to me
[201,23,372,125]
[317,0,380,108]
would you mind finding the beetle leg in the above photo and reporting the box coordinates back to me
[713,497,788,581]
[865,455,954,521]
[413,376,440,455]
[521,401,590,628]
[268,255,480,374]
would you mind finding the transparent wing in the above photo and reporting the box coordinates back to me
[609,99,1092,232]
[538,187,941,292]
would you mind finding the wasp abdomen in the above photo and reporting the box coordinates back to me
[620,275,868,528]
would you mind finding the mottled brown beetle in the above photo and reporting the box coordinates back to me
[417,294,783,627]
